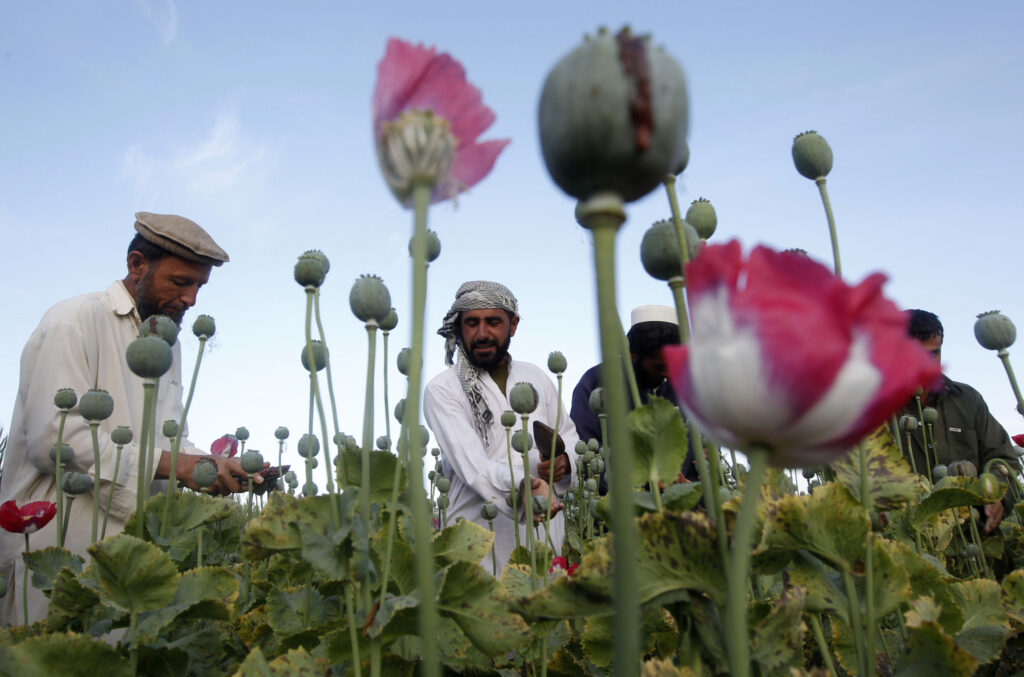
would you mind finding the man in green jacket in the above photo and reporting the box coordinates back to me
[901,309,1018,533]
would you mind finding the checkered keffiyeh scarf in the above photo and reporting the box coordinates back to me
[437,281,519,445]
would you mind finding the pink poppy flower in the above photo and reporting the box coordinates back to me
[372,37,509,206]
[211,434,239,458]
[0,500,57,534]
[664,241,941,467]
[1013,434,1024,447]
[567,562,579,576]
[549,556,568,572]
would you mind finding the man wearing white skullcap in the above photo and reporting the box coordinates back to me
[424,281,579,570]
[0,212,255,625]
[570,305,697,490]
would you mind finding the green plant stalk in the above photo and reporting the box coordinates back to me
[520,413,537,584]
[314,289,346,476]
[953,515,981,578]
[488,520,498,576]
[361,322,378,519]
[129,609,138,676]
[88,423,101,544]
[246,474,254,521]
[841,569,869,676]
[725,447,769,677]
[22,533,29,625]
[382,330,392,444]
[619,328,641,411]
[135,380,157,537]
[303,290,339,527]
[378,444,408,610]
[997,350,1024,419]
[53,410,68,549]
[61,496,75,545]
[809,613,838,677]
[666,279,690,345]
[914,396,933,483]
[344,585,363,677]
[402,180,440,677]
[967,515,994,578]
[304,385,315,494]
[904,431,918,475]
[544,374,564,542]
[815,177,841,277]
[101,444,124,539]
[142,381,160,507]
[663,175,692,343]
[581,195,639,677]
[859,445,876,670]
[505,425,521,549]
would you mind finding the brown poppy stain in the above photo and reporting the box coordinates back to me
[616,28,653,152]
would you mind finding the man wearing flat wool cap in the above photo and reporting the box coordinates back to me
[0,211,257,625]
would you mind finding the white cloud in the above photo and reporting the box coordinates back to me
[119,112,271,203]
[137,0,178,46]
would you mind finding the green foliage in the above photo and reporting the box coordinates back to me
[628,396,688,490]
[0,632,131,677]
[832,427,921,510]
[89,534,179,614]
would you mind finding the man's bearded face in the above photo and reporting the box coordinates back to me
[459,308,518,369]
[133,256,211,324]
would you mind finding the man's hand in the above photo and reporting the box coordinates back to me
[518,476,564,524]
[157,451,265,496]
[537,453,570,484]
[984,501,1005,533]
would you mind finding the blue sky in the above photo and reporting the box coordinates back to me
[2,1,1023,477]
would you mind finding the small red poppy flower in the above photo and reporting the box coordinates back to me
[211,434,239,458]
[1013,434,1024,447]
[567,562,579,576]
[549,556,568,572]
[0,500,57,534]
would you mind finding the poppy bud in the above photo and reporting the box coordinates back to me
[79,389,114,422]
[350,274,392,324]
[53,388,77,410]
[547,351,567,374]
[192,314,216,339]
[111,426,133,446]
[509,382,539,415]
[791,131,833,180]
[294,251,329,288]
[241,450,264,474]
[974,311,1016,352]
[501,411,517,428]
[685,198,717,240]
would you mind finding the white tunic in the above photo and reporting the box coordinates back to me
[0,281,202,625]
[423,358,578,571]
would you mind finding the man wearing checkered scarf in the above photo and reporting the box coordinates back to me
[423,281,579,570]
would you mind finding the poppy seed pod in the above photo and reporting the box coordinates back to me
[589,387,606,415]
[685,198,717,240]
[437,494,449,510]
[480,503,499,521]
[140,315,180,347]
[427,470,435,481]
[379,308,398,332]
[350,274,392,324]
[396,347,412,376]
[111,426,133,446]
[192,314,216,339]
[509,382,539,415]
[792,131,833,180]
[501,411,517,428]
[947,460,977,478]
[511,430,533,453]
[49,444,74,466]
[162,420,179,438]
[192,458,218,488]
[574,440,588,455]
[673,141,689,176]
[125,336,173,379]
[376,435,391,451]
[932,464,948,480]
[587,438,600,452]
[241,450,264,474]
[274,426,289,441]
[584,478,598,492]
[297,434,320,458]
[78,389,114,422]
[979,472,1002,502]
[300,341,328,372]
[640,219,699,281]
[302,482,318,497]
[235,427,250,441]
[294,250,329,288]
[63,472,93,495]
[431,448,441,458]
[53,388,77,410]
[284,470,297,485]
[538,27,689,203]
[394,399,405,424]
[532,495,549,514]
[548,351,567,375]
[899,415,919,432]
[922,407,939,424]
[974,310,1016,351]
[436,477,451,493]
[409,229,442,263]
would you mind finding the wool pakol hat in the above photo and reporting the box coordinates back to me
[134,212,229,267]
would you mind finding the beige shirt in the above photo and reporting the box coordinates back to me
[0,281,202,625]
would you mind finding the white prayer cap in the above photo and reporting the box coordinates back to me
[630,305,677,327]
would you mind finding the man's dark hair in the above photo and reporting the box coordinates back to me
[127,233,172,265]
[908,309,943,342]
[627,321,680,358]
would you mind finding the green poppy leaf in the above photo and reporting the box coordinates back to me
[832,427,922,510]
[432,519,494,565]
[437,560,530,656]
[25,546,85,594]
[89,534,179,613]
[628,396,688,490]
[0,631,131,677]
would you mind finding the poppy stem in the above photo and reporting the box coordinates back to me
[89,423,101,544]
[997,350,1024,420]
[725,446,768,677]
[815,177,842,277]
[314,289,346,485]
[54,410,68,549]
[101,444,123,539]
[505,425,521,550]
[22,533,29,625]
[403,179,440,677]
